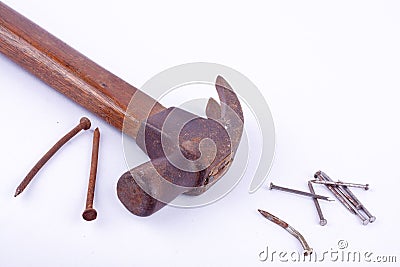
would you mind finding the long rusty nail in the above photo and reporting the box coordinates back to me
[323,182,357,215]
[14,117,91,197]
[308,181,327,226]
[315,172,360,207]
[269,182,334,201]
[360,206,376,223]
[82,128,100,221]
[336,184,361,208]
[335,189,370,225]
[310,180,369,190]
[315,171,369,225]
[333,180,362,209]
[258,209,313,256]
[315,172,356,213]
[340,183,376,223]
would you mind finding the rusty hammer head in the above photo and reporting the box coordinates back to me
[117,76,244,216]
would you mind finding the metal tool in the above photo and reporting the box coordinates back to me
[0,2,244,217]
[307,181,327,226]
[269,182,333,201]
[310,179,369,190]
[258,209,313,256]
[14,117,91,197]
[82,128,100,221]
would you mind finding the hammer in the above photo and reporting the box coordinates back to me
[0,2,244,216]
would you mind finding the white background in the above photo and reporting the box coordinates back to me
[1,0,399,266]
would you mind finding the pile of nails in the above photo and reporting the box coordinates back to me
[313,170,375,226]
[269,171,375,226]
[258,171,375,256]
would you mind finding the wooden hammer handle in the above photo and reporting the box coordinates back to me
[0,2,165,138]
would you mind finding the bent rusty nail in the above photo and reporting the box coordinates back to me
[258,209,313,256]
[14,117,91,197]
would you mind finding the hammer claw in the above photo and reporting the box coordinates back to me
[215,75,244,123]
[206,97,221,120]
[214,76,244,153]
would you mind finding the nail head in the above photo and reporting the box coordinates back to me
[82,208,97,221]
[319,219,327,226]
[80,117,91,130]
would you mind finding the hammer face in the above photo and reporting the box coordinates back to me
[117,76,244,216]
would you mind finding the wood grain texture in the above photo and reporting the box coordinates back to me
[0,2,165,139]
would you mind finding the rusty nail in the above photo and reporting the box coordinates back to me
[310,179,369,190]
[308,181,327,226]
[360,206,376,223]
[14,117,91,197]
[322,182,357,215]
[82,128,100,221]
[315,172,360,208]
[315,171,370,225]
[335,180,362,209]
[258,209,313,256]
[340,183,376,223]
[269,182,334,201]
[336,185,361,209]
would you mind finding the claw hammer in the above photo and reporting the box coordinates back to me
[0,2,244,216]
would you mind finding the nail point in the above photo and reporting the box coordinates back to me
[303,249,313,256]
[14,188,22,197]
[269,182,274,190]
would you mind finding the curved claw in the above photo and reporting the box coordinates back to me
[207,75,244,154]
[206,97,221,120]
[215,75,244,123]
